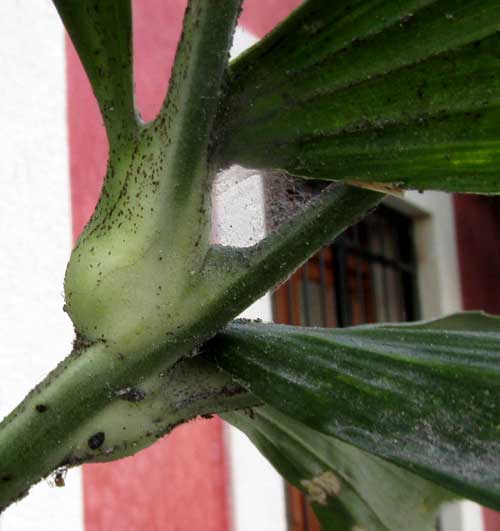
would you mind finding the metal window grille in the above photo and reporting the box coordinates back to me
[272,204,419,531]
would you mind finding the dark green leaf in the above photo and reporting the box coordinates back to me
[208,312,500,508]
[224,406,454,531]
[215,0,500,194]
[53,0,137,140]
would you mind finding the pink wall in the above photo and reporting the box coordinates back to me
[454,194,500,531]
[454,195,500,314]
[240,0,302,36]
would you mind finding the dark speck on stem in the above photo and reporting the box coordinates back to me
[88,432,105,450]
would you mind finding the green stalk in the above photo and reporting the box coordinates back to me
[0,0,383,513]
[0,0,247,512]
[64,0,243,356]
[0,183,381,512]
[0,340,257,512]
[53,0,138,146]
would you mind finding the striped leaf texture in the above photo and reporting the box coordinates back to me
[208,312,500,508]
[215,0,500,193]
[224,407,454,531]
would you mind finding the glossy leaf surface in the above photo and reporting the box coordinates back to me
[215,0,500,193]
[224,406,454,531]
[209,312,500,508]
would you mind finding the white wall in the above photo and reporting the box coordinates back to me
[0,2,83,530]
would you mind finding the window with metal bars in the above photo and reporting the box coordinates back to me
[272,204,419,531]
